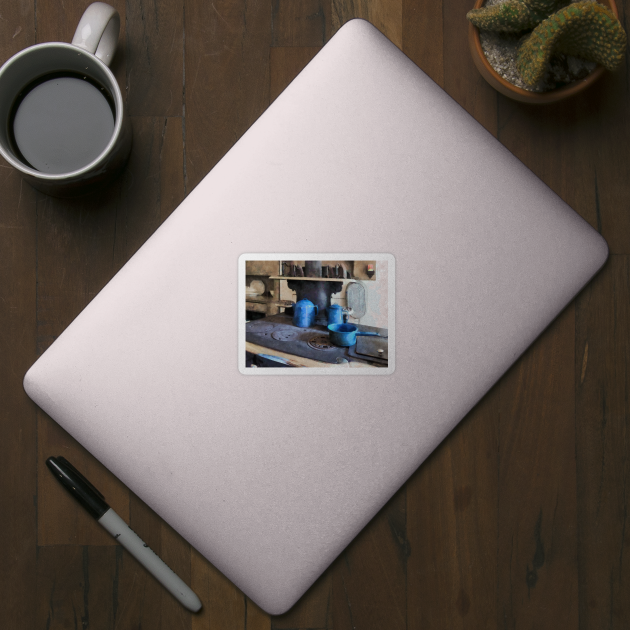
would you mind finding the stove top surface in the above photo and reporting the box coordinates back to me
[245,315,388,365]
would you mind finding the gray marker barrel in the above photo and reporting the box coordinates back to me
[98,508,202,612]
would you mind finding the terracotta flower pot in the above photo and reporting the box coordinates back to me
[468,0,619,103]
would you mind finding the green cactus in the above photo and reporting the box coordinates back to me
[467,0,568,33]
[517,1,627,85]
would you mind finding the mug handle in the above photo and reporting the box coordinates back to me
[71,2,120,67]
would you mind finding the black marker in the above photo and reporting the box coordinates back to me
[46,456,202,612]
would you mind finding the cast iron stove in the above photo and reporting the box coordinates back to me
[246,315,387,365]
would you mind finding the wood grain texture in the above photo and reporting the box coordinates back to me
[443,0,497,131]
[113,495,193,629]
[331,486,408,630]
[184,0,271,191]
[0,6,39,630]
[495,76,629,257]
[583,72,630,254]
[271,0,331,46]
[1,0,629,627]
[332,0,403,48]
[190,549,248,630]
[271,573,332,629]
[407,394,498,629]
[497,305,579,629]
[497,97,598,228]
[403,0,444,87]
[0,145,38,630]
[37,416,129,546]
[112,116,185,270]
[35,0,127,98]
[126,0,184,116]
[576,256,630,629]
[270,47,321,102]
[36,545,119,630]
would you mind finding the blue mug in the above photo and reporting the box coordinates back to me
[327,304,345,326]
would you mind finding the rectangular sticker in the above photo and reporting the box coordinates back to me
[239,254,394,375]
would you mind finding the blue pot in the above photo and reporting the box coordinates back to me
[327,323,379,347]
[293,299,318,328]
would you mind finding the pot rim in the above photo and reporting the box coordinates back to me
[328,324,358,333]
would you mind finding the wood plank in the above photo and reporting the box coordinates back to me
[190,548,251,630]
[271,573,332,629]
[126,0,184,116]
[496,97,598,227]
[492,32,627,628]
[493,48,629,255]
[34,187,121,355]
[112,116,185,270]
[582,72,630,254]
[402,0,444,88]
[0,124,38,630]
[271,0,332,46]
[36,0,124,45]
[35,0,127,94]
[0,0,36,55]
[36,545,118,630]
[0,5,39,629]
[575,256,630,629]
[159,117,187,220]
[247,599,272,630]
[270,47,321,103]
[32,0,127,356]
[497,305,578,628]
[110,494,193,629]
[37,417,129,546]
[492,58,618,630]
[407,392,499,629]
[331,0,402,49]
[330,485,407,630]
[184,0,272,192]
[443,0,497,131]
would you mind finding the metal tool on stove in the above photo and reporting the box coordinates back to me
[257,354,300,367]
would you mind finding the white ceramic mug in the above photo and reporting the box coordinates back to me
[0,2,131,197]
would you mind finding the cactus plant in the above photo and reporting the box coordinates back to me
[516,1,627,85]
[467,0,568,33]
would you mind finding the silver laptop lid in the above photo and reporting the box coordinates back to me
[24,19,607,614]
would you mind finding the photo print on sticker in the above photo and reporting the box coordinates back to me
[238,254,395,375]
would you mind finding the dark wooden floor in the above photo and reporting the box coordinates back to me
[1,0,629,628]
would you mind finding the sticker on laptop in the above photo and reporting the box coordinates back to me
[238,254,394,375]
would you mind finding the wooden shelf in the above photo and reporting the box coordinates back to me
[269,276,352,282]
[245,296,293,306]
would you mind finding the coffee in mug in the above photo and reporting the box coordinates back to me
[11,72,116,174]
[0,2,131,197]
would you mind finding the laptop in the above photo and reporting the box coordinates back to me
[23,19,608,614]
